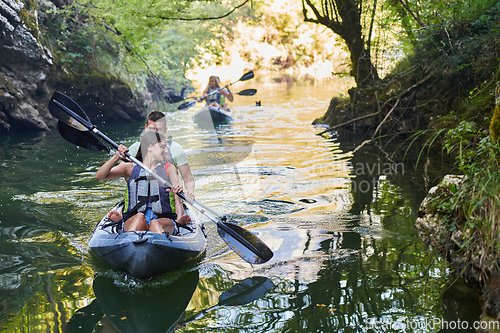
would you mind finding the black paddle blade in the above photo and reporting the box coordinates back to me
[178,101,196,110]
[49,92,92,130]
[165,95,184,103]
[165,87,188,103]
[58,121,109,152]
[217,222,273,264]
[236,89,257,96]
[218,276,273,307]
[239,71,254,82]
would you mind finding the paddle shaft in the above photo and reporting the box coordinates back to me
[204,79,238,100]
[52,99,265,259]
[97,130,263,257]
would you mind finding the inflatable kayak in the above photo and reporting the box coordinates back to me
[88,201,206,279]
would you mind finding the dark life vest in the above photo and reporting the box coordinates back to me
[206,87,223,105]
[124,164,177,220]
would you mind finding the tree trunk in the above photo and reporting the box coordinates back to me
[345,30,379,86]
[302,0,379,87]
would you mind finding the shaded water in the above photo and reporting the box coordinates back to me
[0,77,481,332]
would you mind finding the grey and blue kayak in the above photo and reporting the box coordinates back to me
[88,202,207,279]
[193,106,234,125]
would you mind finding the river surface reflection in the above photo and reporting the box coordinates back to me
[0,76,481,332]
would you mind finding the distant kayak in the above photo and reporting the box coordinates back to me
[88,201,207,279]
[193,105,234,125]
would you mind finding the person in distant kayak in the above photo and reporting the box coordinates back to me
[128,111,196,201]
[95,131,191,234]
[202,76,234,111]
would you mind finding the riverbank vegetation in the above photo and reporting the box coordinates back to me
[310,0,500,319]
[315,0,500,137]
[421,123,500,280]
[41,0,224,94]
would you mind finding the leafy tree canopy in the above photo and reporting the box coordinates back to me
[44,0,247,92]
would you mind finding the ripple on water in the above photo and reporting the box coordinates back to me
[12,188,119,206]
[247,199,305,215]
[225,213,270,225]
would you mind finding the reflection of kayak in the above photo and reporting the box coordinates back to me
[93,270,199,333]
[88,201,206,279]
[193,105,234,125]
[66,272,273,333]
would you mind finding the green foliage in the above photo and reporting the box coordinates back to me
[427,121,500,274]
[42,2,114,68]
[388,0,499,36]
[40,0,240,93]
[19,0,39,38]
[73,0,236,79]
[381,0,500,133]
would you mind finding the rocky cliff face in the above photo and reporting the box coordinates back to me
[0,0,147,133]
[0,0,55,131]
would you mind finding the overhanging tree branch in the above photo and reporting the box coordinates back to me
[398,0,426,27]
[302,0,345,42]
[153,0,250,21]
[102,23,164,92]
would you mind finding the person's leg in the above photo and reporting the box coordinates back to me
[123,213,148,231]
[151,218,176,234]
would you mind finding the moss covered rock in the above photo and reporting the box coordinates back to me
[491,103,500,143]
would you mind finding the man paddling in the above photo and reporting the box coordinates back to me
[128,111,196,200]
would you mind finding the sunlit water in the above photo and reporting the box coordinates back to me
[0,77,481,332]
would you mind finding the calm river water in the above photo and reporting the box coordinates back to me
[0,77,481,332]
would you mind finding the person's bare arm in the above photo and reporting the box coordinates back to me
[95,145,131,181]
[222,86,234,102]
[166,165,185,217]
[178,163,195,201]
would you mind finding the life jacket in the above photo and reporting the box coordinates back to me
[206,88,225,105]
[124,164,177,220]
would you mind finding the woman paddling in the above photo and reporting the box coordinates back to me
[95,131,190,234]
[202,75,233,111]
